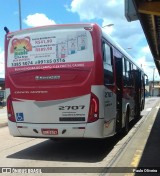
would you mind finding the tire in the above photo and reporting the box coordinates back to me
[141,100,144,111]
[124,109,129,134]
[136,106,141,118]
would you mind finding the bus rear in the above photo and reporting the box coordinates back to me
[5,24,105,139]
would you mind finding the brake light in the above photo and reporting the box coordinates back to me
[7,95,16,122]
[88,93,99,122]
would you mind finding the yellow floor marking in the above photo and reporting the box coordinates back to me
[130,150,142,167]
[124,150,143,176]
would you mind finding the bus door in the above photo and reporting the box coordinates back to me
[114,49,123,132]
[134,69,141,117]
[103,42,116,136]
[141,74,145,109]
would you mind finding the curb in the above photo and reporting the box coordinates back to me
[100,99,160,176]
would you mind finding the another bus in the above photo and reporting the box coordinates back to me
[5,23,145,139]
[0,90,5,106]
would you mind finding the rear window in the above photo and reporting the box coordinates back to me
[7,29,94,71]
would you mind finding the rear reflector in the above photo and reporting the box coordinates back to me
[17,126,28,129]
[88,93,99,123]
[84,27,93,31]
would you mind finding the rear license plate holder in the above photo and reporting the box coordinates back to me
[41,129,58,135]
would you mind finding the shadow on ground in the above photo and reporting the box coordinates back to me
[7,116,142,163]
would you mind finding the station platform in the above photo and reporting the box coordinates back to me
[108,98,160,175]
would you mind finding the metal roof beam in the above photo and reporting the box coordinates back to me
[150,15,159,56]
[138,2,160,16]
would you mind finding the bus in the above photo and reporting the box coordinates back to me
[0,90,5,106]
[5,23,145,139]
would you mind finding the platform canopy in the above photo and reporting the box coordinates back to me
[125,0,160,74]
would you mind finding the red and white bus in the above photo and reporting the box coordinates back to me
[5,23,145,139]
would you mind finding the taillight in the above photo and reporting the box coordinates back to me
[7,95,16,122]
[88,93,99,123]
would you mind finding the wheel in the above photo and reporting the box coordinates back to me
[115,111,121,133]
[136,106,141,118]
[124,109,129,134]
[141,100,144,111]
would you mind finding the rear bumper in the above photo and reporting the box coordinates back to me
[8,119,105,138]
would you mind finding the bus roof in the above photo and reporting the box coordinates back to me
[6,23,97,36]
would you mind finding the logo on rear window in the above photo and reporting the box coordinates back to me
[10,37,32,58]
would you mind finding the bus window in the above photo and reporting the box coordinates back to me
[133,65,137,70]
[123,58,127,86]
[126,60,131,86]
[103,43,114,85]
[130,63,134,86]
[123,58,131,86]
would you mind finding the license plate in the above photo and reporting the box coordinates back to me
[41,129,58,135]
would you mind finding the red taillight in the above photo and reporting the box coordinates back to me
[88,93,99,123]
[7,95,16,122]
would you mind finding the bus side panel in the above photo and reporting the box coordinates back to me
[84,120,105,138]
[103,87,116,137]
[84,85,104,138]
[84,85,116,138]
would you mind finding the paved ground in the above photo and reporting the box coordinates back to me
[0,106,7,128]
[107,98,160,176]
[1,98,160,176]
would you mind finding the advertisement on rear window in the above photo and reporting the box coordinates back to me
[7,30,94,71]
